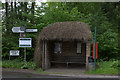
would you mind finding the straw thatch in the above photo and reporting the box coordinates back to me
[40,21,92,42]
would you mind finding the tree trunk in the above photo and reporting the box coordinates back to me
[24,2,27,21]
[5,1,9,34]
[14,1,17,13]
[11,1,13,12]
[11,0,13,30]
[14,0,17,24]
[31,2,35,24]
[31,2,35,15]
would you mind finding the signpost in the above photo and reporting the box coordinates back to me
[12,27,26,33]
[19,38,32,47]
[9,50,20,60]
[20,33,26,37]
[26,29,38,32]
[12,26,37,62]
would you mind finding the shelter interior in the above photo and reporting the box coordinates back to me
[43,41,87,69]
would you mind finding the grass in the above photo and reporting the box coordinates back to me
[37,68,43,73]
[2,59,37,70]
[86,60,119,75]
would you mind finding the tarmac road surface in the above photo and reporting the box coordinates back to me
[1,70,119,80]
[2,70,67,78]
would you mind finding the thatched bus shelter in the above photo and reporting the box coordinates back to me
[34,21,92,70]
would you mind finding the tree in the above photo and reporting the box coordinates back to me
[2,2,119,60]
[31,2,35,24]
[5,1,8,34]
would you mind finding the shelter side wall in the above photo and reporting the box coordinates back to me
[34,40,43,68]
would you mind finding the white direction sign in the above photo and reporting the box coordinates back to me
[26,29,38,32]
[12,27,25,33]
[10,50,20,56]
[19,38,32,47]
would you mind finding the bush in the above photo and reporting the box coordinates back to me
[21,62,28,69]
[2,59,37,70]
[110,60,120,68]
[21,62,37,70]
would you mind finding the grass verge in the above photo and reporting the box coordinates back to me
[2,59,37,70]
[86,60,120,75]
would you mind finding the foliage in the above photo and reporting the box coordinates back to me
[86,60,119,74]
[97,29,118,60]
[110,60,120,68]
[2,2,40,60]
[2,59,37,70]
[37,68,43,73]
[2,2,120,60]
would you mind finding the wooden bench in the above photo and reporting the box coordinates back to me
[51,56,86,67]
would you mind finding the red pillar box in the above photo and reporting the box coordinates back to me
[93,43,98,59]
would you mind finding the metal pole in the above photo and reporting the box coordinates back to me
[24,24,26,62]
[94,26,96,70]
[9,55,10,60]
[24,47,26,62]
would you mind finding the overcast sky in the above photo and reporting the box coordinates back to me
[1,0,119,3]
[0,0,47,4]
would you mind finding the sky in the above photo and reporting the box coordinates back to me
[0,0,47,4]
[0,0,120,3]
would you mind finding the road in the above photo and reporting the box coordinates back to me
[1,70,119,80]
[2,70,67,78]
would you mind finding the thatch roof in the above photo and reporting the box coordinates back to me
[39,21,92,42]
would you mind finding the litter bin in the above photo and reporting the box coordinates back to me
[88,56,94,71]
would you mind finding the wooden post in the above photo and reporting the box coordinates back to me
[44,41,50,69]
[42,40,45,71]
[86,42,90,70]
[45,41,48,69]
[47,42,51,68]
